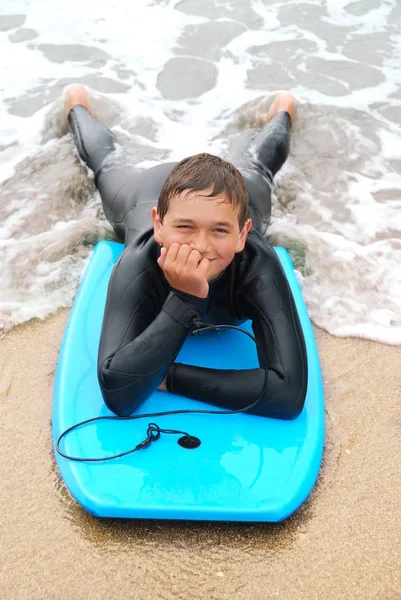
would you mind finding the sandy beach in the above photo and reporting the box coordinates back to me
[1,2,400,595]
[0,311,399,599]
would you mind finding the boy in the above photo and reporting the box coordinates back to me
[65,85,307,419]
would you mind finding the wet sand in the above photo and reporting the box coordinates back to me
[0,311,400,599]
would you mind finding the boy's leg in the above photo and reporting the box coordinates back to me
[66,85,164,243]
[242,93,295,234]
[66,85,130,239]
[68,105,116,177]
[66,84,116,179]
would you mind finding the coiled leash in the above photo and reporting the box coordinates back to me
[56,322,268,462]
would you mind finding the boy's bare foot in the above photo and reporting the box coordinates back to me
[64,84,92,117]
[256,92,296,126]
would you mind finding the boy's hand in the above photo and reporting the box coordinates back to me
[157,243,210,298]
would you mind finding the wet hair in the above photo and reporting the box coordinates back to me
[157,153,249,229]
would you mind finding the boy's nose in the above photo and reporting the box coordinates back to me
[191,232,211,254]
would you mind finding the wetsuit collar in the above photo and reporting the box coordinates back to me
[208,268,226,284]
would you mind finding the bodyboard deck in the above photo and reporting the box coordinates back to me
[53,241,324,521]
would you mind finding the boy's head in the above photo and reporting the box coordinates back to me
[152,153,252,281]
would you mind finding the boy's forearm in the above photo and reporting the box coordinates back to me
[166,363,266,412]
[166,362,304,420]
[98,291,206,416]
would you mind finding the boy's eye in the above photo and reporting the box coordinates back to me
[175,225,228,234]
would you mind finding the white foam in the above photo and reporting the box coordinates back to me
[325,0,397,33]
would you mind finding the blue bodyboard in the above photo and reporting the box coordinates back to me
[53,241,324,521]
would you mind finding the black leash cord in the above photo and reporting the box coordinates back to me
[56,323,268,462]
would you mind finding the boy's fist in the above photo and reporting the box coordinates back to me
[157,243,210,298]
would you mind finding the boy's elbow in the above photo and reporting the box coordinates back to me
[278,372,307,420]
[277,399,304,420]
[254,370,307,420]
[275,357,308,420]
[102,391,134,417]
[255,397,304,420]
[100,383,142,417]
[97,361,147,417]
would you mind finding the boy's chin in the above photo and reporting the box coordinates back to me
[208,266,225,282]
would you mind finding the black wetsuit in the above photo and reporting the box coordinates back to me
[68,106,307,419]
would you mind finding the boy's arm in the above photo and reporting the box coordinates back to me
[166,251,308,420]
[97,246,206,416]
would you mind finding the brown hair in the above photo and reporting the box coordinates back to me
[157,153,249,229]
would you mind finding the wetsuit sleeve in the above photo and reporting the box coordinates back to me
[97,246,206,416]
[166,253,308,420]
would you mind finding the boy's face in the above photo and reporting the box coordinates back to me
[152,188,252,281]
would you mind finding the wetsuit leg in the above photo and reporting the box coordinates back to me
[68,105,117,177]
[68,105,130,239]
[68,105,176,244]
[241,111,291,233]
[110,161,177,246]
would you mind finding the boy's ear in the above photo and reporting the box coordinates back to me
[235,218,252,253]
[152,207,163,244]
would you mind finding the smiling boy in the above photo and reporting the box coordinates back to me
[65,85,307,419]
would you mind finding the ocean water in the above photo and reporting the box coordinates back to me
[0,0,400,344]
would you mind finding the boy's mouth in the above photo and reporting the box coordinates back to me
[199,257,216,264]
